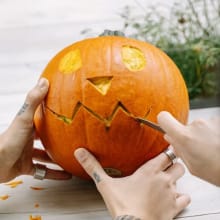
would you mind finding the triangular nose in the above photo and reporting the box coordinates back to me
[87,76,113,95]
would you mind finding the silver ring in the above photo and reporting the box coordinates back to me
[33,163,47,180]
[163,148,177,164]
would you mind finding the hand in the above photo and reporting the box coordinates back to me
[0,78,72,183]
[158,111,220,186]
[74,148,190,220]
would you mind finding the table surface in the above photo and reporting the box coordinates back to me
[0,107,219,220]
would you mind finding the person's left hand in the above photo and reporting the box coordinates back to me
[0,78,72,183]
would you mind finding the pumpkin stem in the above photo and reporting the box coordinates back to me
[99,29,125,37]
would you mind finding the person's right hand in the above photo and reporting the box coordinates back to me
[158,111,220,186]
[74,148,190,220]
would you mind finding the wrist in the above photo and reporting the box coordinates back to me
[114,215,142,220]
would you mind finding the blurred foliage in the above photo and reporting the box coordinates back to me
[120,0,220,99]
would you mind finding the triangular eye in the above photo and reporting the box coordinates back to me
[87,76,113,95]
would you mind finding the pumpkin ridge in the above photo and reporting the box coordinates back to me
[45,101,151,129]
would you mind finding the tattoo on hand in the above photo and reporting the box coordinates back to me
[93,172,101,183]
[114,216,141,220]
[17,103,29,116]
[114,215,141,220]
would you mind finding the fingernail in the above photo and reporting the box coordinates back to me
[37,78,49,90]
[74,148,86,162]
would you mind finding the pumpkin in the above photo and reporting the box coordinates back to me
[34,30,189,179]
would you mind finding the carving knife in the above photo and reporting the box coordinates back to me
[134,117,165,134]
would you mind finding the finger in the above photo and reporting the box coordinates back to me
[165,162,185,182]
[141,151,173,173]
[32,148,54,163]
[168,145,177,155]
[74,148,109,184]
[44,168,72,180]
[163,137,182,158]
[157,111,185,137]
[12,78,49,129]
[175,194,191,216]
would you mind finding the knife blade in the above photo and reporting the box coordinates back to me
[134,117,165,134]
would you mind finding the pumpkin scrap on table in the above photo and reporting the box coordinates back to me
[0,194,9,200]
[5,180,23,188]
[29,215,42,220]
[30,186,46,190]
[34,30,189,179]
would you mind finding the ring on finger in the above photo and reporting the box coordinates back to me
[33,163,47,180]
[163,148,177,165]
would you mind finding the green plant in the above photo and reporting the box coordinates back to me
[120,0,220,99]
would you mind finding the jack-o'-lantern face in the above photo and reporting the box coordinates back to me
[34,33,189,179]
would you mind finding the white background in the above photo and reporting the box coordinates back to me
[0,0,175,128]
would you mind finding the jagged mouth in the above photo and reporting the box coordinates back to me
[45,101,151,129]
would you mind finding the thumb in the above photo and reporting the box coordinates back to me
[12,78,49,129]
[74,148,109,184]
[157,111,185,138]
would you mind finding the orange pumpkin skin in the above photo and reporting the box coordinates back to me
[34,35,189,179]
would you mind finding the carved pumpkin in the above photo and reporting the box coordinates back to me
[34,31,189,179]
